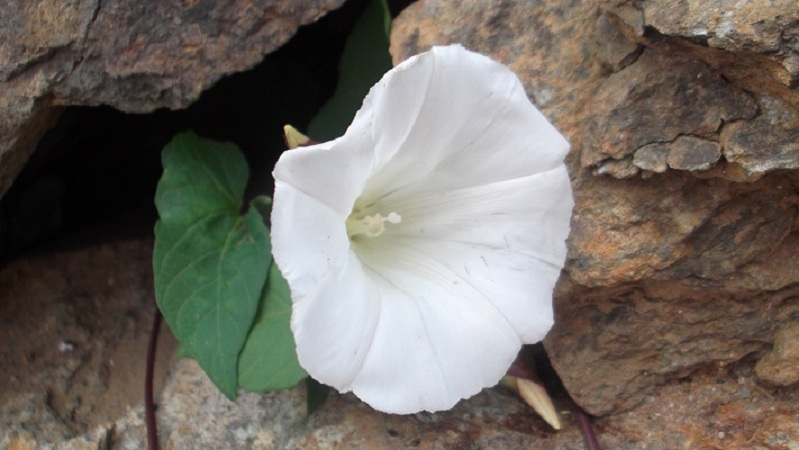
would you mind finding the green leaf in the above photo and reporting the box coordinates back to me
[307,0,392,141]
[154,132,248,225]
[153,132,270,400]
[238,262,307,391]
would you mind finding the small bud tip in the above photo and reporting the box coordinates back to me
[284,125,311,149]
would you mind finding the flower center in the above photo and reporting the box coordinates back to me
[346,211,401,239]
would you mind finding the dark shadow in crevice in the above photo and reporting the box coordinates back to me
[1,0,421,264]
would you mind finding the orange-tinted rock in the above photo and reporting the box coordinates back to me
[756,321,799,386]
[392,0,799,415]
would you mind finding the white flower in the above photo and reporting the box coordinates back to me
[271,45,573,414]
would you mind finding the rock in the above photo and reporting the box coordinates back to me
[665,136,721,171]
[547,280,799,414]
[161,358,567,449]
[151,359,307,449]
[3,235,799,448]
[43,356,799,449]
[633,143,669,173]
[391,0,799,416]
[0,394,72,447]
[635,0,799,82]
[96,358,584,449]
[0,0,347,200]
[0,238,177,446]
[721,95,799,179]
[756,321,799,386]
[583,49,756,170]
[592,158,639,178]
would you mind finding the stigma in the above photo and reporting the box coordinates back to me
[347,211,401,238]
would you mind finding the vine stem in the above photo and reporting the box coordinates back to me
[145,307,162,450]
[576,406,601,450]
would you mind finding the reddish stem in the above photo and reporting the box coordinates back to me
[145,307,162,450]
[576,406,601,450]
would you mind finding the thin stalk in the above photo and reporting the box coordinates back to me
[576,406,601,450]
[145,307,162,450]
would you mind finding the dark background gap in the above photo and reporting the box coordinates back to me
[0,0,414,263]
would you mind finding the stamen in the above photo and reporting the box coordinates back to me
[347,211,402,238]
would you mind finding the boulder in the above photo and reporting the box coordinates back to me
[391,0,799,415]
[2,236,797,448]
[0,0,347,200]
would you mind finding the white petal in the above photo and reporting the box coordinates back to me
[351,239,522,413]
[271,44,574,414]
[271,181,378,389]
[272,123,373,218]
[359,45,569,205]
[372,169,571,342]
[271,119,379,388]
[289,250,380,390]
[271,100,376,286]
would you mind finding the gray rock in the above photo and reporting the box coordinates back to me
[593,158,639,178]
[637,0,799,81]
[51,353,799,449]
[0,238,177,447]
[2,236,798,448]
[633,143,669,173]
[583,49,756,170]
[0,0,347,200]
[154,359,306,449]
[666,136,721,171]
[722,95,799,179]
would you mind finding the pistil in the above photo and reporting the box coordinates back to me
[347,211,401,238]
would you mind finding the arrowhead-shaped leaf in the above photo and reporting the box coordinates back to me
[153,132,270,400]
[238,262,307,391]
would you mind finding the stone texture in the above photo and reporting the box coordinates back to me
[722,95,799,178]
[391,0,799,416]
[36,357,799,449]
[755,321,799,386]
[3,236,799,448]
[632,143,669,173]
[582,48,756,172]
[665,136,721,171]
[153,359,307,449]
[638,0,799,82]
[3,0,799,442]
[603,0,799,180]
[0,0,347,200]
[0,238,177,447]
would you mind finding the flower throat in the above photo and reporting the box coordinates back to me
[346,209,401,239]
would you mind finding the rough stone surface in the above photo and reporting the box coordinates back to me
[19,357,799,449]
[392,0,799,416]
[4,0,799,444]
[3,237,799,449]
[755,321,799,387]
[722,95,799,178]
[665,136,721,171]
[603,0,799,180]
[0,0,347,200]
[632,143,669,173]
[638,0,799,82]
[0,238,177,448]
[583,49,756,173]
